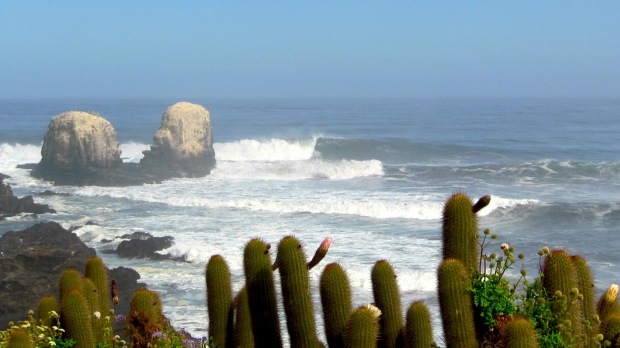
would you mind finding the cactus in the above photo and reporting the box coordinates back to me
[84,256,111,315]
[82,277,101,315]
[442,193,480,273]
[571,255,598,337]
[60,288,96,348]
[59,268,84,298]
[542,250,583,343]
[344,305,382,348]
[602,313,620,347]
[233,287,255,348]
[500,316,539,348]
[243,238,282,347]
[598,284,620,323]
[276,235,319,348]
[404,301,434,348]
[438,258,478,348]
[320,263,353,348]
[6,329,34,348]
[36,295,59,327]
[206,254,234,348]
[128,288,164,347]
[371,259,404,348]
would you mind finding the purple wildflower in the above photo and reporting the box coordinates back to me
[152,330,167,340]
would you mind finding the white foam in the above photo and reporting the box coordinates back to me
[0,143,41,168]
[211,159,384,181]
[481,195,540,216]
[214,138,317,162]
[120,142,150,163]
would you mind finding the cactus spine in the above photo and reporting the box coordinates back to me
[404,301,434,348]
[243,238,282,347]
[84,256,111,315]
[500,316,539,348]
[36,295,59,327]
[438,258,478,348]
[233,287,255,348]
[371,259,404,348]
[344,305,381,348]
[6,329,34,348]
[320,263,353,348]
[276,235,319,348]
[60,288,96,348]
[206,254,234,348]
[442,193,480,273]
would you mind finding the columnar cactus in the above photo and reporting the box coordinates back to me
[371,259,404,348]
[571,255,598,337]
[61,288,96,348]
[243,238,282,347]
[6,329,34,348]
[437,258,478,348]
[128,288,164,347]
[404,301,434,348]
[59,268,84,298]
[206,254,234,348]
[82,277,101,315]
[602,313,620,347]
[36,296,59,327]
[500,316,539,348]
[542,250,583,343]
[84,256,111,315]
[442,193,481,273]
[276,235,319,348]
[598,284,620,323]
[233,287,255,348]
[320,263,352,348]
[344,305,381,348]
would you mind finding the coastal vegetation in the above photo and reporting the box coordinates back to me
[1,193,619,347]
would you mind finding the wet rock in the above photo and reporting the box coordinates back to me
[0,176,55,220]
[116,235,176,260]
[0,222,144,329]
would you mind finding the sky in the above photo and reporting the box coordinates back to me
[1,1,619,99]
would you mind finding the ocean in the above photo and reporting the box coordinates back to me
[1,98,619,343]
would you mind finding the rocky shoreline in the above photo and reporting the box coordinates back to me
[0,173,185,330]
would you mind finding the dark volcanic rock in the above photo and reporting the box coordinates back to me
[0,176,55,220]
[0,222,144,329]
[116,235,176,260]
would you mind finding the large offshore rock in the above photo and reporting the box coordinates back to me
[141,102,216,177]
[32,111,123,185]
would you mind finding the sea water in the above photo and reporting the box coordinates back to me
[1,98,620,343]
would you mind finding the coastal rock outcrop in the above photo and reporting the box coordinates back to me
[141,102,216,177]
[0,222,145,328]
[31,111,123,186]
[0,174,55,220]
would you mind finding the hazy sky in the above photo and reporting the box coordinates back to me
[1,2,619,99]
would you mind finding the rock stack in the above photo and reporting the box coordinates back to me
[30,102,216,186]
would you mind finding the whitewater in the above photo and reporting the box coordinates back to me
[1,98,620,343]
